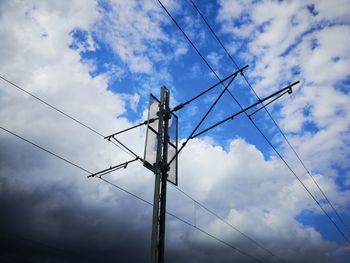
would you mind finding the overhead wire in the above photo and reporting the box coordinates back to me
[0,231,96,262]
[0,126,91,174]
[249,121,350,244]
[188,0,350,237]
[170,185,287,263]
[190,84,296,139]
[0,64,281,260]
[157,0,350,245]
[35,85,285,261]
[0,5,314,260]
[0,75,134,159]
[102,178,263,263]
[168,67,240,165]
[1,0,347,256]
[0,126,266,263]
[167,211,263,263]
[155,0,242,110]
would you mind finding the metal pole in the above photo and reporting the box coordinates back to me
[158,88,170,262]
[150,86,169,263]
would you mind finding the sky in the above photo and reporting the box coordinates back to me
[0,0,350,262]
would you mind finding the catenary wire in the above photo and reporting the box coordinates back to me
[156,0,241,110]
[249,119,350,244]
[0,55,280,261]
[188,0,350,236]
[93,130,286,262]
[0,75,134,159]
[191,84,295,139]
[157,0,350,244]
[0,126,266,263]
[170,185,287,263]
[0,126,91,174]
[3,0,344,256]
[166,211,263,263]
[0,231,96,262]
[101,178,263,263]
[168,69,238,165]
[77,138,285,261]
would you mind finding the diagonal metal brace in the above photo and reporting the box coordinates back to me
[171,65,248,112]
[191,81,299,139]
[104,118,158,139]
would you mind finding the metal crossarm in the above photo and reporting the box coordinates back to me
[168,69,240,166]
[171,65,248,112]
[248,88,292,117]
[104,118,158,139]
[191,81,298,139]
[87,158,139,178]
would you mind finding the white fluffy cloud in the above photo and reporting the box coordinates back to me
[217,0,350,200]
[95,0,184,74]
[169,137,346,262]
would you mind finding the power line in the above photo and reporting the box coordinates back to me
[166,210,263,263]
[169,82,294,166]
[249,119,350,245]
[171,67,247,112]
[102,178,263,263]
[157,0,350,245]
[190,84,295,139]
[82,86,289,261]
[168,67,242,165]
[1,69,284,260]
[0,126,91,174]
[171,185,287,263]
[0,126,266,262]
[0,75,134,159]
[155,0,241,108]
[0,231,96,263]
[102,69,249,170]
[84,83,289,261]
[188,0,350,237]
[188,0,240,69]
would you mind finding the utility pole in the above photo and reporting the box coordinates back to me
[150,86,170,263]
[87,71,298,263]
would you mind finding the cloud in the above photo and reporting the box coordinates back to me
[217,0,350,201]
[119,93,140,112]
[207,52,224,70]
[94,0,184,75]
[171,138,348,262]
[1,0,350,263]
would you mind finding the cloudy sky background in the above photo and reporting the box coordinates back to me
[0,0,350,262]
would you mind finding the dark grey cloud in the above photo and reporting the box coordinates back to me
[0,171,150,262]
[0,132,343,263]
